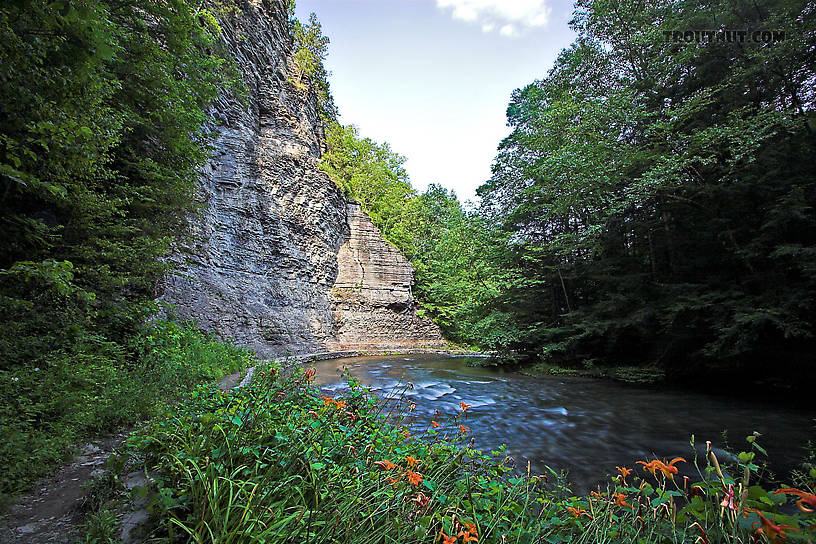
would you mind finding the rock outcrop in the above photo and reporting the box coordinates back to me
[158,0,443,356]
[329,202,443,350]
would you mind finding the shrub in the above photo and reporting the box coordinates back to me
[0,320,252,501]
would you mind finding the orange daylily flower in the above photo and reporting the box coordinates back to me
[458,425,470,434]
[567,506,591,519]
[590,491,605,501]
[458,522,479,542]
[637,457,686,480]
[745,508,798,544]
[405,455,419,468]
[432,420,440,428]
[612,492,633,509]
[402,429,411,439]
[637,459,660,475]
[439,530,456,544]
[406,470,423,487]
[773,487,816,513]
[374,460,397,470]
[302,368,316,382]
[617,466,632,484]
[460,401,471,413]
[321,396,347,409]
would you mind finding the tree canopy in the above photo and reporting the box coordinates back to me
[473,0,816,384]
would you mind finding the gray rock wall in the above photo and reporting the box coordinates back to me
[329,202,443,350]
[158,0,443,356]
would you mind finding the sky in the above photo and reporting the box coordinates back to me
[294,0,577,203]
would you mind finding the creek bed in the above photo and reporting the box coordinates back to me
[311,354,814,492]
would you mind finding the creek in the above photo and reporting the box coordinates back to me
[312,354,813,491]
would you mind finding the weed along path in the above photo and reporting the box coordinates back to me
[0,349,463,543]
[311,354,814,492]
[0,365,261,544]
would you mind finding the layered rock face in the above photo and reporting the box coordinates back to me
[329,202,444,350]
[158,0,443,356]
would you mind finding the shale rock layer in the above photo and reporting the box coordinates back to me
[158,0,443,356]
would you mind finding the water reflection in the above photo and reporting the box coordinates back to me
[310,354,814,492]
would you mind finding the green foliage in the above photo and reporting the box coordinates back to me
[396,186,515,349]
[474,0,816,382]
[288,9,336,118]
[0,319,253,502]
[321,123,414,236]
[115,367,816,543]
[320,123,512,347]
[0,0,243,497]
[82,509,120,544]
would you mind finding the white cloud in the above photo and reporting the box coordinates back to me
[436,0,552,37]
[499,24,517,37]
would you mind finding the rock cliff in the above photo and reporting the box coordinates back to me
[329,202,444,350]
[158,0,443,356]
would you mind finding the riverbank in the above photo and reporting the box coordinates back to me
[81,358,815,543]
[0,346,487,542]
[279,346,492,362]
[6,347,814,543]
[519,361,667,385]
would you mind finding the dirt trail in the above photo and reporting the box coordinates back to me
[0,367,255,544]
[0,435,126,544]
[0,349,480,543]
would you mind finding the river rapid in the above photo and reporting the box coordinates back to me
[311,354,814,492]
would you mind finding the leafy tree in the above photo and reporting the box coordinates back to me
[0,0,240,496]
[321,122,415,239]
[477,0,816,385]
[289,10,336,118]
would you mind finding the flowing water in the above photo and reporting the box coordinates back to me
[311,354,814,492]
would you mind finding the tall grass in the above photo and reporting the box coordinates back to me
[0,320,253,501]
[122,364,816,543]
